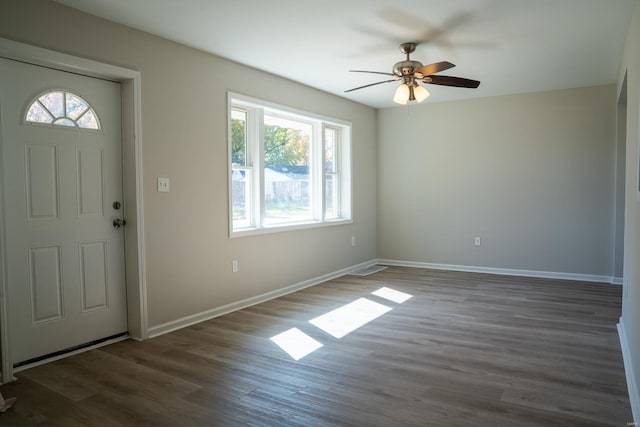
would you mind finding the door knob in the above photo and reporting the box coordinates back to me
[112,218,127,229]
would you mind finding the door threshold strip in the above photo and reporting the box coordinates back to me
[13,332,129,371]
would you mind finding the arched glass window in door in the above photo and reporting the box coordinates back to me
[25,90,101,130]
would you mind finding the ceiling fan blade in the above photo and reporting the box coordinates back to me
[416,61,455,77]
[344,79,398,93]
[349,70,399,77]
[424,75,480,88]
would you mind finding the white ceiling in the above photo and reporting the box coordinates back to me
[53,0,635,109]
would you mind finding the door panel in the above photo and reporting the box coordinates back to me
[79,241,108,312]
[0,58,127,365]
[77,147,104,217]
[28,245,64,324]
[25,144,59,220]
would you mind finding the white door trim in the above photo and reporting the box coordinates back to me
[0,37,148,383]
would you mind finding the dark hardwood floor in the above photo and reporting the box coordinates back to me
[0,267,632,426]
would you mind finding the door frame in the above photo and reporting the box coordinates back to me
[0,37,148,383]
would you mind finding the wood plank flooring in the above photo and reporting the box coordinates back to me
[0,267,632,426]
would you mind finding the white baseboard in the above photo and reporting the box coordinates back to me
[148,258,620,338]
[377,259,620,284]
[147,259,378,338]
[618,319,640,424]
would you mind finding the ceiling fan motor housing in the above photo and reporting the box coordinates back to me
[393,60,423,77]
[395,42,422,77]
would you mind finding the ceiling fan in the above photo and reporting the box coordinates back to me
[345,42,480,105]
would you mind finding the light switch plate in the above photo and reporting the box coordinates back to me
[158,177,170,192]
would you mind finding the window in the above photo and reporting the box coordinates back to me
[229,93,351,236]
[25,90,100,130]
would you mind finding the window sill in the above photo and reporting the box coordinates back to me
[230,218,353,239]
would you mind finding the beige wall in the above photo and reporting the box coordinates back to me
[377,86,617,276]
[0,0,378,328]
[1,0,638,415]
[619,0,640,418]
[1,2,637,413]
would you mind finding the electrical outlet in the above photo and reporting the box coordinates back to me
[232,260,238,273]
[474,237,481,246]
[351,236,356,247]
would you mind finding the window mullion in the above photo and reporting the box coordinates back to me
[341,125,352,220]
[255,108,265,228]
[334,129,341,218]
[321,124,330,221]
[313,123,323,221]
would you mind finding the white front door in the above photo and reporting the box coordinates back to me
[0,58,128,366]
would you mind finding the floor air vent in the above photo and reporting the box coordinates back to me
[349,265,387,276]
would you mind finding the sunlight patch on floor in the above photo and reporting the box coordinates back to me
[309,297,391,339]
[372,287,413,303]
[270,327,323,361]
[270,288,412,360]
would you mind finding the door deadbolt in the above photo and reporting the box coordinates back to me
[112,201,121,210]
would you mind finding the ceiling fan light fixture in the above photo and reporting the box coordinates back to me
[393,83,410,105]
[413,84,430,103]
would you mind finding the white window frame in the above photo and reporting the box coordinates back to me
[323,124,342,220]
[228,92,352,237]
